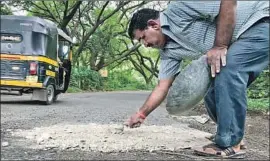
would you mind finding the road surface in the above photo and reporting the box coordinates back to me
[1,91,269,160]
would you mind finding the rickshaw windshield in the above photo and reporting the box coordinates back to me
[58,41,70,61]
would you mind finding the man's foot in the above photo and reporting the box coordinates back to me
[205,134,247,150]
[193,143,246,159]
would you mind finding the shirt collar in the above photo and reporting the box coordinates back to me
[160,12,170,28]
[159,12,180,50]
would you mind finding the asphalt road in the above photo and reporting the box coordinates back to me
[1,91,179,128]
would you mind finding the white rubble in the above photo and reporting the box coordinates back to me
[169,114,210,124]
[2,141,9,147]
[12,123,212,153]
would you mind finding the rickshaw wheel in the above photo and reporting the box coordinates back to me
[43,84,55,105]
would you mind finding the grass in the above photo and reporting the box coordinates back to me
[67,87,83,93]
[247,98,269,113]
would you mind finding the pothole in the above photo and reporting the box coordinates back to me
[11,123,211,152]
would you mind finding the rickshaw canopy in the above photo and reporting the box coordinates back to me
[1,15,73,59]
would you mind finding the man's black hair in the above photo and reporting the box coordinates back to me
[128,8,160,39]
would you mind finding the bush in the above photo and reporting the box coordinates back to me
[247,70,269,99]
[67,86,82,93]
[248,98,269,112]
[104,69,155,91]
[70,67,104,91]
[68,67,154,92]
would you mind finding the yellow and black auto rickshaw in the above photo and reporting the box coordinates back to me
[0,15,73,105]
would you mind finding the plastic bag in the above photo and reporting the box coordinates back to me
[166,55,212,115]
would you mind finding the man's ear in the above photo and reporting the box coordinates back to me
[147,19,159,29]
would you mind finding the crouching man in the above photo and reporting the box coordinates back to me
[125,1,269,159]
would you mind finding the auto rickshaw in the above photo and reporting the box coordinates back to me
[0,15,73,105]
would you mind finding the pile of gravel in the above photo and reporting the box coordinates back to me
[11,123,211,152]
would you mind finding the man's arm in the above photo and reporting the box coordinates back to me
[207,0,237,77]
[139,78,174,116]
[214,0,237,48]
[126,53,180,128]
[125,78,174,128]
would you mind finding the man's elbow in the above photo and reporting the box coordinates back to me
[157,79,174,93]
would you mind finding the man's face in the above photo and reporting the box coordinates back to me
[133,20,166,49]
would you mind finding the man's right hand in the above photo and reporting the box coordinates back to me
[124,112,146,128]
[125,79,174,128]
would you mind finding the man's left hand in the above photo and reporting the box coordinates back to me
[206,46,227,77]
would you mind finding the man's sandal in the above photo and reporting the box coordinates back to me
[205,134,247,150]
[193,143,246,159]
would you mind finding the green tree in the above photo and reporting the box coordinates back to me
[1,2,13,15]
[8,0,81,34]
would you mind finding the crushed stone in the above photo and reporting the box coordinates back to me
[11,123,212,152]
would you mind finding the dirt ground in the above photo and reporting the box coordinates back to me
[186,105,270,160]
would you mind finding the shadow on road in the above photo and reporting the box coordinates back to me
[0,100,64,105]
[0,100,42,105]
